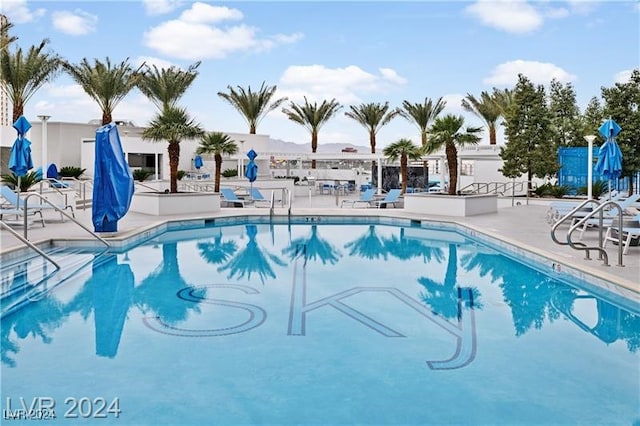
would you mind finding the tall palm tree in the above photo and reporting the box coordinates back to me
[142,106,205,193]
[428,114,482,195]
[345,102,400,154]
[196,131,238,192]
[218,81,287,134]
[382,138,423,194]
[62,57,141,125]
[461,91,502,145]
[1,15,18,51]
[492,87,514,118]
[399,97,446,146]
[137,61,200,111]
[282,97,342,168]
[0,39,62,122]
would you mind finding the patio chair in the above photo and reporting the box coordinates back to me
[341,188,376,208]
[0,206,45,227]
[220,188,249,208]
[572,194,640,238]
[0,185,74,221]
[249,188,271,207]
[603,215,640,255]
[371,189,402,209]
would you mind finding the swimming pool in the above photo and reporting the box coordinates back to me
[1,217,639,425]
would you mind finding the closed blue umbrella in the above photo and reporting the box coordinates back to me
[93,123,134,232]
[194,155,203,170]
[245,148,258,197]
[9,116,34,200]
[595,118,623,198]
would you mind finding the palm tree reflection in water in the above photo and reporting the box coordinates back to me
[344,225,387,260]
[218,225,286,284]
[197,228,238,265]
[282,224,341,265]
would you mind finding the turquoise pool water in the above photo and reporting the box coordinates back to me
[1,218,639,425]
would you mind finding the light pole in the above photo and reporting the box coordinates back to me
[584,135,597,199]
[239,140,245,177]
[37,115,51,173]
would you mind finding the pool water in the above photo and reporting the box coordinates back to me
[1,219,639,425]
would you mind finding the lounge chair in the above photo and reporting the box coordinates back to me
[0,206,45,227]
[603,215,640,255]
[341,188,376,208]
[371,189,402,209]
[249,188,272,207]
[571,194,640,238]
[220,188,249,208]
[0,185,74,221]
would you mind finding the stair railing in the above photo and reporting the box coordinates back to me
[0,220,61,270]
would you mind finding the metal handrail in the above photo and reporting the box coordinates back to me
[21,192,110,248]
[567,201,625,267]
[550,199,600,250]
[62,177,93,210]
[0,220,61,270]
[269,190,275,219]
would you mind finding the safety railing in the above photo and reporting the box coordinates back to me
[21,192,110,248]
[459,181,528,196]
[61,178,93,210]
[567,201,625,267]
[550,198,625,267]
[0,220,61,270]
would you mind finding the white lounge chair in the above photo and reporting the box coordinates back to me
[371,189,402,209]
[0,186,74,222]
[341,188,376,208]
[220,188,249,208]
[603,215,640,255]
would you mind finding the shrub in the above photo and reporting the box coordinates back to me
[549,184,572,198]
[1,171,42,192]
[132,168,154,182]
[576,180,607,199]
[177,170,187,181]
[222,168,238,178]
[59,166,86,179]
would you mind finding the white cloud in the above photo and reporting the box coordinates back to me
[278,65,407,105]
[614,69,633,84]
[543,6,569,19]
[0,0,45,24]
[465,0,543,34]
[52,10,97,36]
[142,0,183,16]
[180,3,243,23]
[143,3,302,60]
[483,60,576,86]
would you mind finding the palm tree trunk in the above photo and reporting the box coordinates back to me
[489,124,496,145]
[446,142,457,195]
[102,111,112,126]
[214,154,222,192]
[311,131,318,169]
[370,132,377,177]
[400,154,407,194]
[250,124,256,134]
[12,104,24,123]
[168,142,180,193]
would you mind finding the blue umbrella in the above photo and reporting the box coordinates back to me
[9,116,34,200]
[194,155,203,170]
[595,118,623,198]
[93,123,134,232]
[245,148,258,197]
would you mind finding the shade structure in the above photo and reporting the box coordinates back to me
[9,116,34,197]
[194,155,203,170]
[92,123,134,232]
[594,118,623,196]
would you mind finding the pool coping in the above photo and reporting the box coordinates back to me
[1,209,638,303]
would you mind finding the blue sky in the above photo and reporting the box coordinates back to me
[2,0,639,148]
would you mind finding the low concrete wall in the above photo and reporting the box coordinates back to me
[130,191,220,216]
[404,193,497,216]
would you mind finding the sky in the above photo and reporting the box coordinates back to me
[1,0,639,149]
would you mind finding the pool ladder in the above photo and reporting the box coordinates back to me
[550,199,625,267]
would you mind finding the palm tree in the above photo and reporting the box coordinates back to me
[492,87,514,118]
[62,57,141,125]
[196,131,238,192]
[345,102,400,154]
[0,39,62,122]
[399,97,446,146]
[383,138,423,194]
[218,81,287,134]
[142,106,205,193]
[282,97,342,168]
[461,91,502,145]
[428,114,482,195]
[1,16,18,51]
[137,61,200,111]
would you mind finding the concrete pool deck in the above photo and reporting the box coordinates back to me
[1,192,638,298]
